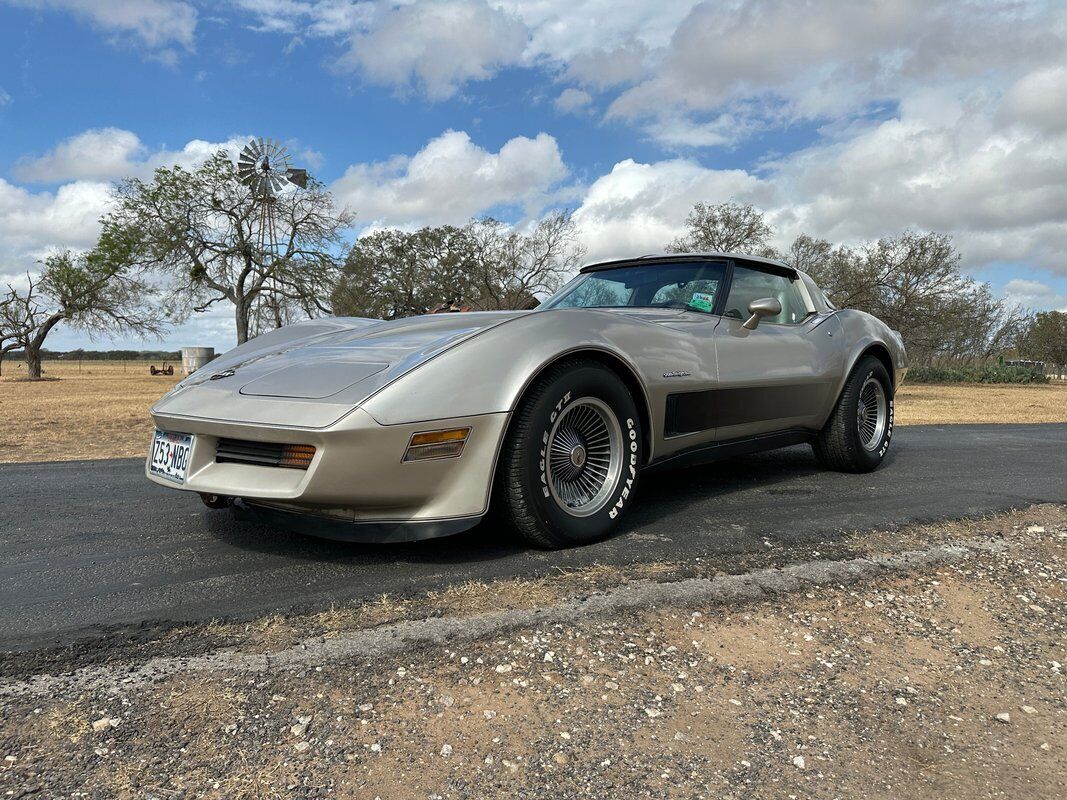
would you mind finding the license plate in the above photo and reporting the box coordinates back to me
[150,430,194,483]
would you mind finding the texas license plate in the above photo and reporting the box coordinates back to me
[150,430,194,483]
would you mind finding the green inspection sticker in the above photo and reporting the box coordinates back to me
[689,292,715,312]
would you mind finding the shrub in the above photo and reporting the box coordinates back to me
[907,365,1050,384]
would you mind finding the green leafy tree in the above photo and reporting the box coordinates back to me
[97,151,352,345]
[333,211,584,319]
[2,249,165,380]
[332,225,477,320]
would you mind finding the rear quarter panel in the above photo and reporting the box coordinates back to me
[833,310,909,397]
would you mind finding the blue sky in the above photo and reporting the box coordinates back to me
[1,0,1065,351]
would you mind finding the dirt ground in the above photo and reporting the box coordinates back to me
[1,505,1064,799]
[1,360,1064,463]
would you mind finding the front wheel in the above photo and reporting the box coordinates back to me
[495,360,644,548]
[813,355,894,472]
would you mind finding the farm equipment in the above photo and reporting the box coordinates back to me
[150,362,175,376]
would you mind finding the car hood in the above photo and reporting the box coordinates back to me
[153,311,530,428]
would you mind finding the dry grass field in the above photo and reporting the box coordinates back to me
[0,360,179,463]
[895,382,1067,425]
[1,359,1065,463]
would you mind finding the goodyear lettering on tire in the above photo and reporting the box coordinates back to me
[609,417,638,519]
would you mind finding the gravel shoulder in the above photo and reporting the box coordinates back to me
[1,505,1063,798]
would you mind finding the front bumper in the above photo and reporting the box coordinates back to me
[145,407,510,530]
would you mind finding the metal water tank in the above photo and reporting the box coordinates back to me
[181,346,216,376]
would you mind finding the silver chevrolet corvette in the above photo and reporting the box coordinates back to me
[147,253,907,548]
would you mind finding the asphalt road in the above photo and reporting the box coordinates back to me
[1,424,1064,652]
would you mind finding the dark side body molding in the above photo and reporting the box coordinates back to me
[664,384,828,436]
[645,428,816,473]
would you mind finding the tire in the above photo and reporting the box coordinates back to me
[813,355,894,473]
[495,359,644,548]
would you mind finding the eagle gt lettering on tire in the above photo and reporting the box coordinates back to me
[496,359,644,548]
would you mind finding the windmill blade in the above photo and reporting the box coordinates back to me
[285,168,308,188]
[269,173,284,193]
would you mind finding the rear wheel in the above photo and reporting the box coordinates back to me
[495,360,643,548]
[813,355,894,472]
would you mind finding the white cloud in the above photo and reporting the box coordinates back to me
[554,88,592,115]
[12,129,261,184]
[769,82,1067,274]
[0,178,112,264]
[4,0,197,52]
[571,158,769,263]
[14,128,145,182]
[999,66,1067,134]
[494,0,699,63]
[606,0,1066,129]
[235,0,695,99]
[336,0,527,99]
[0,88,10,107]
[331,130,567,227]
[1003,278,1067,312]
[563,41,649,90]
[0,131,261,280]
[570,70,1067,276]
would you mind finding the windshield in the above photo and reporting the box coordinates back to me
[541,261,727,314]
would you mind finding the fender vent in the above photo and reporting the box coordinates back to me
[215,438,316,469]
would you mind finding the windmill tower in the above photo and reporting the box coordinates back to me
[236,138,308,331]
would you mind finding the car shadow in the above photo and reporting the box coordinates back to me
[203,443,869,566]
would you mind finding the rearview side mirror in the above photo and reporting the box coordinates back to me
[743,297,782,330]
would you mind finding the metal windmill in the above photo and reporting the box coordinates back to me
[236,138,309,330]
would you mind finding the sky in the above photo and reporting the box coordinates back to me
[1,0,1066,352]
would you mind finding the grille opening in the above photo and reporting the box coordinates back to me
[216,438,316,470]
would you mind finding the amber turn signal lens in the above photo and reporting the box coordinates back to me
[279,444,316,469]
[409,428,471,446]
[404,428,471,462]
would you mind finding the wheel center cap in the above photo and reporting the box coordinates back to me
[570,444,587,469]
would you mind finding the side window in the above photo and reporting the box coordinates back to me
[650,277,721,306]
[553,276,632,308]
[723,266,809,325]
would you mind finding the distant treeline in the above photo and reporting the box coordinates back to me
[1,349,181,361]
[907,365,1051,384]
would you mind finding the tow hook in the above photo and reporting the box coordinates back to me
[199,493,234,509]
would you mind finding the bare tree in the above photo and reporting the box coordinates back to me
[1018,311,1067,368]
[0,291,28,377]
[667,202,777,256]
[792,230,1029,364]
[97,151,352,345]
[3,250,165,379]
[466,211,585,310]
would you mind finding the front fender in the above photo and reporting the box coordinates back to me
[359,309,712,462]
